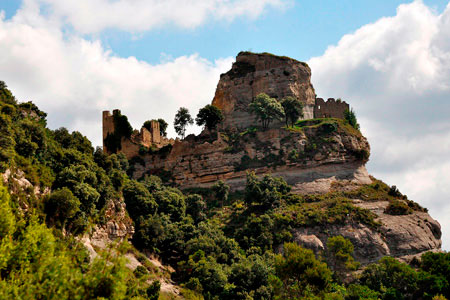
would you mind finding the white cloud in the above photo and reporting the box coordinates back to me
[309,0,450,249]
[27,0,290,34]
[0,6,233,146]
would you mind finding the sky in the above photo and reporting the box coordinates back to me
[0,0,449,249]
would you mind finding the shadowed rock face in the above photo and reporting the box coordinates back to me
[212,52,316,130]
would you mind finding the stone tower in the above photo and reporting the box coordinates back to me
[102,109,119,153]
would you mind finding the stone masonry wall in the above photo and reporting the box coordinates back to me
[314,98,349,119]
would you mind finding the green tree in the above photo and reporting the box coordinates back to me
[212,180,230,207]
[186,194,206,224]
[344,108,360,130]
[44,188,81,228]
[327,236,360,281]
[281,96,303,127]
[154,188,186,221]
[359,256,419,299]
[244,172,291,208]
[147,280,161,300]
[273,242,333,299]
[174,107,194,139]
[249,93,285,129]
[123,180,158,220]
[156,118,168,137]
[195,104,224,131]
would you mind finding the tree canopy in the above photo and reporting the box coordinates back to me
[248,93,285,129]
[281,96,303,127]
[174,107,193,139]
[196,104,224,131]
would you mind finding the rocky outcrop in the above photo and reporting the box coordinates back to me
[291,199,442,265]
[82,198,134,259]
[212,52,316,130]
[133,120,371,191]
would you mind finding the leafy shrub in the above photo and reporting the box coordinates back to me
[44,188,80,228]
[273,242,333,298]
[385,200,412,215]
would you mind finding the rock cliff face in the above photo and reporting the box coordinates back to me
[212,52,316,130]
[133,119,371,191]
[292,198,442,265]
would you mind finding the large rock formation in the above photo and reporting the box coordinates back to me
[132,119,371,191]
[212,52,316,130]
[118,51,442,265]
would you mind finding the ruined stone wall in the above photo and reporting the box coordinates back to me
[314,98,349,119]
[102,110,170,159]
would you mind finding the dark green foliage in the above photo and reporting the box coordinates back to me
[327,236,360,279]
[249,93,285,129]
[344,108,360,130]
[154,188,186,221]
[281,96,303,127]
[174,107,193,139]
[186,194,206,223]
[245,172,291,208]
[359,257,419,299]
[0,183,153,300]
[388,185,402,197]
[273,242,333,298]
[44,188,80,228]
[123,180,157,220]
[0,114,15,171]
[195,104,224,131]
[212,180,230,207]
[147,280,161,300]
[385,199,412,215]
[157,118,168,137]
[227,254,274,299]
[346,284,380,300]
[0,81,17,104]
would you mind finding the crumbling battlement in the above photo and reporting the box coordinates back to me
[314,98,349,119]
[102,109,170,159]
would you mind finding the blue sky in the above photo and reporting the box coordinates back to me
[2,0,448,63]
[0,0,450,249]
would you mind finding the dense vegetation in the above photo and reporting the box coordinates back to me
[0,81,449,300]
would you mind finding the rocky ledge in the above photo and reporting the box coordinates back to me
[292,198,441,265]
[132,118,371,192]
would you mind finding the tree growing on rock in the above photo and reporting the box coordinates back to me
[344,108,360,130]
[174,107,193,139]
[281,96,303,127]
[248,93,285,130]
[195,105,224,131]
[326,235,360,281]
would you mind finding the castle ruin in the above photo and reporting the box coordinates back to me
[102,109,171,159]
[314,98,349,119]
